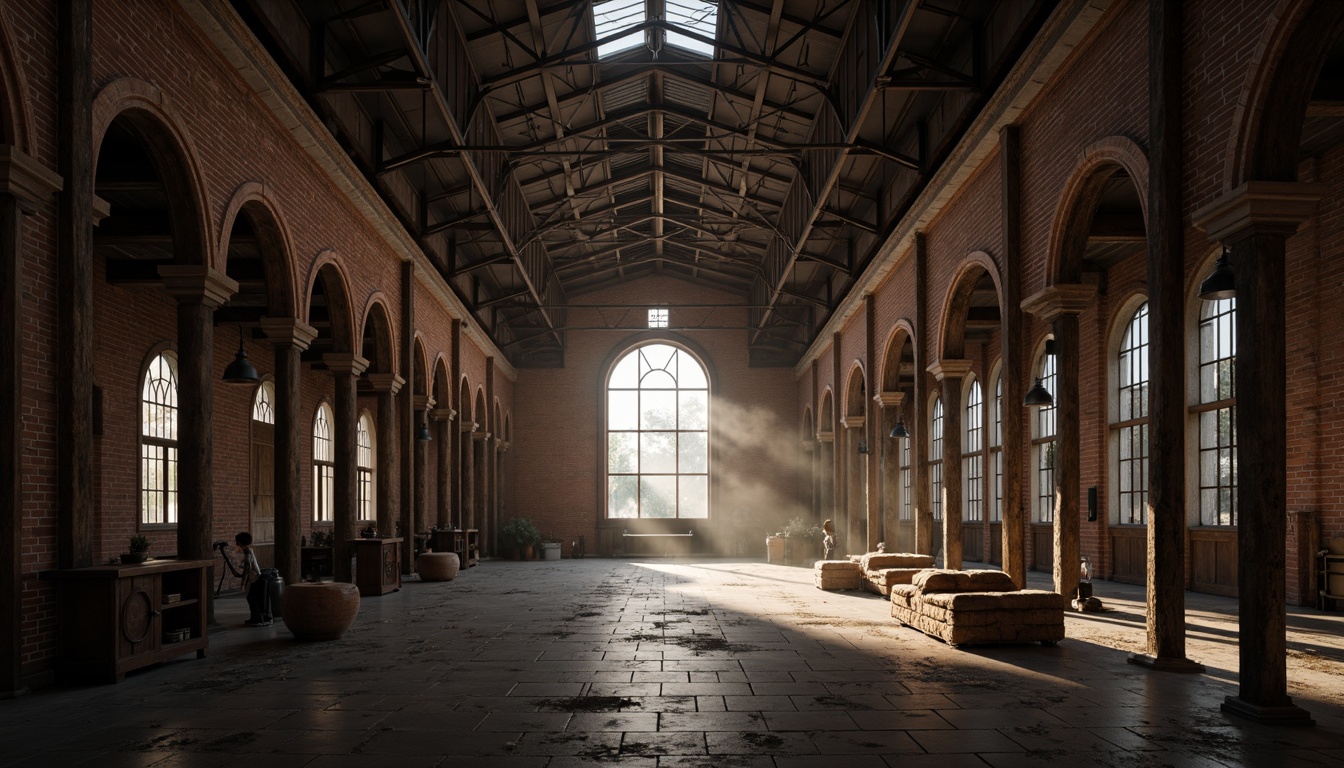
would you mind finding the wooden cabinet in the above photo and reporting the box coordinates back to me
[351,537,402,596]
[429,529,468,567]
[41,559,210,683]
[466,528,480,566]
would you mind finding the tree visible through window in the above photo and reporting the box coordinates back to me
[606,343,709,519]
[1198,298,1237,526]
[141,351,178,526]
[1033,350,1057,523]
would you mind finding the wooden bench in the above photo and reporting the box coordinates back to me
[622,529,694,557]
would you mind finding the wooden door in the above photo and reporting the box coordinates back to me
[251,423,275,545]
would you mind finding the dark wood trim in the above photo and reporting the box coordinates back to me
[0,195,22,694]
[999,124,1026,588]
[1053,313,1081,596]
[914,233,931,557]
[399,262,415,571]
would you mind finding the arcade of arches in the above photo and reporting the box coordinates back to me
[2,0,1344,733]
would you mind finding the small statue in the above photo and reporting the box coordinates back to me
[822,519,836,560]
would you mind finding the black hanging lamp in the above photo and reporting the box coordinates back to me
[416,412,433,442]
[888,419,909,439]
[222,326,260,385]
[1024,377,1053,407]
[1198,247,1236,301]
[857,439,869,455]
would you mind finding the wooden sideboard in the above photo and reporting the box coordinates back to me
[41,559,210,683]
[351,537,402,596]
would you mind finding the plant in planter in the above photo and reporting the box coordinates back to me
[782,517,823,566]
[499,517,541,560]
[540,534,563,561]
[121,535,151,564]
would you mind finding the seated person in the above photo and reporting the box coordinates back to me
[236,532,278,627]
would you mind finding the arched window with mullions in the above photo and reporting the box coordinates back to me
[1197,298,1237,526]
[140,350,179,526]
[1032,348,1057,523]
[963,379,983,524]
[1114,303,1149,524]
[929,395,944,521]
[312,403,335,523]
[357,412,375,523]
[989,372,1003,523]
[606,343,709,519]
[252,381,275,425]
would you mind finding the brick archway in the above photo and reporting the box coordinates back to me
[1045,136,1150,287]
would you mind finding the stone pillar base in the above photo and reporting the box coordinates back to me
[1127,653,1204,673]
[1221,695,1314,727]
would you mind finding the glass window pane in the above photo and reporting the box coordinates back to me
[640,476,677,518]
[640,432,677,473]
[610,354,638,388]
[609,432,637,473]
[641,369,677,390]
[679,391,707,429]
[609,475,638,518]
[677,351,707,389]
[679,475,708,518]
[609,390,638,430]
[640,390,676,429]
[679,432,707,473]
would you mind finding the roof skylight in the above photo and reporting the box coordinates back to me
[593,0,719,59]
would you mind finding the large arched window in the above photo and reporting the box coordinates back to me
[1197,298,1236,526]
[929,395,943,521]
[252,381,275,425]
[989,371,1003,523]
[899,429,912,522]
[313,403,335,523]
[606,343,709,519]
[963,378,983,524]
[1032,348,1057,523]
[140,351,178,526]
[357,412,375,522]
[1115,302,1149,524]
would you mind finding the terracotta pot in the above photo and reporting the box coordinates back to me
[417,552,460,581]
[280,582,360,641]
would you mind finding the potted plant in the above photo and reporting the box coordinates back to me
[499,517,540,560]
[121,535,151,564]
[540,534,562,561]
[782,517,823,566]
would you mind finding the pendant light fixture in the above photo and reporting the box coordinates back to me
[1024,377,1053,407]
[857,439,869,455]
[888,419,909,439]
[1198,247,1236,301]
[222,326,260,385]
[416,413,433,442]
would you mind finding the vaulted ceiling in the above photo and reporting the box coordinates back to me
[235,0,1053,367]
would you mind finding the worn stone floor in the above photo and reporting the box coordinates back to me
[3,557,1344,767]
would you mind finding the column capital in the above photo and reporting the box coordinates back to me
[0,145,62,213]
[874,391,905,409]
[472,431,492,441]
[260,317,318,350]
[158,265,237,309]
[1193,180,1327,244]
[816,430,835,443]
[366,372,405,394]
[460,420,478,433]
[323,352,370,376]
[842,415,865,430]
[927,359,973,381]
[431,407,456,422]
[1021,284,1096,323]
[413,394,435,410]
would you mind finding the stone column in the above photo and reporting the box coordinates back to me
[875,392,905,554]
[930,360,973,570]
[461,420,477,531]
[0,147,62,696]
[366,373,404,538]
[260,318,317,588]
[160,266,237,569]
[433,407,455,528]
[1023,285,1095,596]
[325,353,369,582]
[999,125,1027,589]
[913,234,932,557]
[842,415,865,555]
[473,431,491,552]
[1195,180,1323,725]
[413,395,434,537]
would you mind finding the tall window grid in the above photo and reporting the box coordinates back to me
[963,380,983,523]
[990,374,1003,523]
[253,381,274,424]
[1197,297,1237,526]
[1033,351,1057,523]
[141,351,178,526]
[357,413,375,523]
[930,396,943,521]
[312,404,335,523]
[899,435,912,521]
[1116,303,1150,524]
[606,344,709,519]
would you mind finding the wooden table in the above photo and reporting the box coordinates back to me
[350,537,402,596]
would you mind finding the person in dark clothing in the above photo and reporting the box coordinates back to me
[236,532,277,626]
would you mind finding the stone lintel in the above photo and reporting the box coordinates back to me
[874,392,906,409]
[0,146,62,212]
[323,352,370,377]
[260,317,319,350]
[927,359,973,381]
[816,430,835,443]
[365,372,405,394]
[158,265,238,309]
[1021,284,1096,323]
[430,408,456,422]
[1193,181,1327,244]
[842,415,866,430]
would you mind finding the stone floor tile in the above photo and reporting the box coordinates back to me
[658,712,766,731]
[620,731,708,755]
[695,696,727,711]
[566,712,660,732]
[761,711,856,731]
[935,707,1069,730]
[511,731,623,757]
[656,756,775,768]
[774,754,890,767]
[748,682,831,696]
[476,711,573,732]
[790,693,893,711]
[724,694,796,711]
[847,709,954,730]
[909,729,1026,754]
[662,683,753,696]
